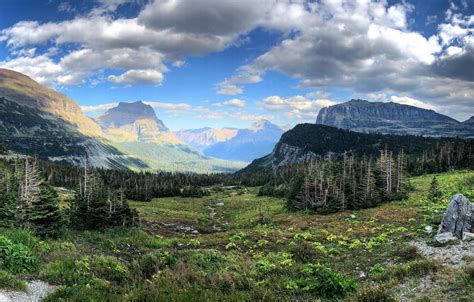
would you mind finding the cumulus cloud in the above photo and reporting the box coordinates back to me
[108,69,164,85]
[216,84,243,95]
[83,100,264,122]
[257,95,337,120]
[213,99,246,108]
[390,96,437,110]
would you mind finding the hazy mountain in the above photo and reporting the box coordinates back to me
[316,99,474,138]
[174,127,238,149]
[97,102,245,173]
[242,124,469,173]
[463,116,474,126]
[203,120,284,162]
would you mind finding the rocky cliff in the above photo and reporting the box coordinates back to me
[316,99,474,138]
[0,68,103,137]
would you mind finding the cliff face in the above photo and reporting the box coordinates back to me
[0,68,103,137]
[96,101,181,144]
[463,116,474,126]
[316,99,474,138]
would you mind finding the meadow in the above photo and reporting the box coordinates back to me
[1,170,473,301]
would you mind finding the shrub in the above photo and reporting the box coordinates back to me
[138,251,177,279]
[288,263,356,298]
[190,249,228,274]
[0,269,26,291]
[255,260,277,275]
[0,235,38,274]
[395,245,420,261]
[376,259,439,282]
[357,284,396,302]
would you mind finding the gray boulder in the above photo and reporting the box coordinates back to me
[437,194,474,239]
[434,232,458,244]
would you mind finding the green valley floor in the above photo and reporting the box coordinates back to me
[1,170,473,301]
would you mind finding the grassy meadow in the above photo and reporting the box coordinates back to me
[1,170,473,301]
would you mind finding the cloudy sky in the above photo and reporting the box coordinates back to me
[0,0,473,130]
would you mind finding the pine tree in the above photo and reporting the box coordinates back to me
[27,184,63,238]
[427,176,442,203]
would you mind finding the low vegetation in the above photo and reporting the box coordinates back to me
[0,167,472,300]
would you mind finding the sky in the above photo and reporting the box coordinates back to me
[0,0,473,131]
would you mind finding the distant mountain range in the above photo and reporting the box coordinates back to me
[202,120,285,162]
[316,99,474,138]
[174,127,238,149]
[0,68,243,173]
[96,101,244,172]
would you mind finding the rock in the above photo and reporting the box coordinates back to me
[0,280,56,302]
[350,214,356,219]
[437,194,474,239]
[462,232,474,241]
[216,202,224,207]
[424,225,433,234]
[434,232,458,244]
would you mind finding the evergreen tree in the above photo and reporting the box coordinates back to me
[427,176,442,203]
[27,184,63,238]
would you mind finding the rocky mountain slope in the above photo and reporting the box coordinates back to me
[203,120,284,162]
[316,99,474,138]
[174,127,238,149]
[0,68,102,137]
[463,116,474,126]
[0,97,148,170]
[97,102,244,173]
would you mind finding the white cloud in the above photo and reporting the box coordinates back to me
[390,96,437,110]
[108,69,164,85]
[214,99,246,108]
[216,84,243,95]
[257,95,337,120]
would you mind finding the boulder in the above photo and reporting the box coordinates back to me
[462,232,474,241]
[434,232,458,244]
[437,193,474,240]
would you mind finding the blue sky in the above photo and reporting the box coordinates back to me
[1,0,473,130]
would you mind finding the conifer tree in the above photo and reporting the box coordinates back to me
[27,184,63,238]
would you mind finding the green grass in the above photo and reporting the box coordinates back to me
[0,170,472,301]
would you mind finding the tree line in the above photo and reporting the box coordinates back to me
[260,140,473,213]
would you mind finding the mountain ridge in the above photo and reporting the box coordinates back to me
[316,99,474,138]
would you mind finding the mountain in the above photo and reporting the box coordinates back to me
[242,123,472,172]
[0,68,102,137]
[97,102,245,173]
[0,69,148,170]
[203,120,284,162]
[463,116,474,126]
[174,127,238,149]
[316,99,474,138]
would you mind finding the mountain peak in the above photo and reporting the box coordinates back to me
[316,99,473,137]
[97,101,168,131]
[250,119,280,131]
[463,116,474,125]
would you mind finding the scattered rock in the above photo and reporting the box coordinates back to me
[412,239,474,268]
[437,194,473,239]
[462,232,474,241]
[424,225,433,234]
[434,232,458,244]
[0,281,56,302]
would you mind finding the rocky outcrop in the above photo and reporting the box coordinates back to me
[272,143,318,169]
[435,194,474,243]
[316,99,474,138]
[463,116,474,126]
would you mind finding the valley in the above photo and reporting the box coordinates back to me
[0,170,473,301]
